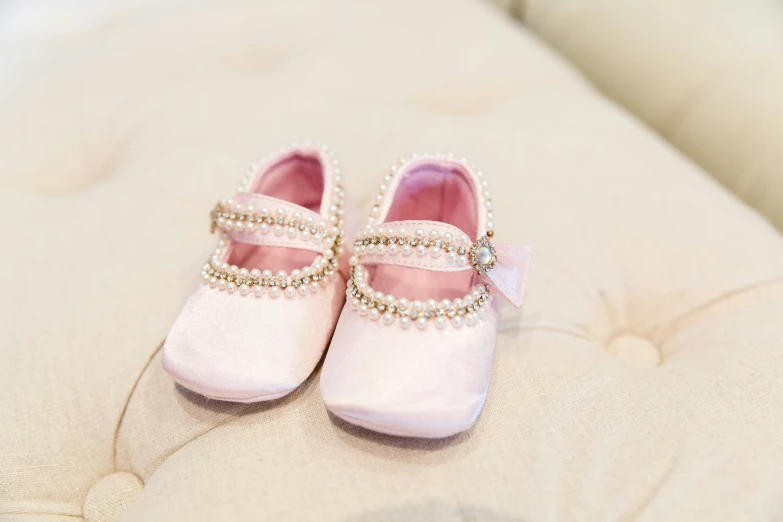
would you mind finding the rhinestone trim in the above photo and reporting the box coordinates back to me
[348,153,496,329]
[469,235,497,275]
[346,265,490,329]
[200,142,346,298]
[353,229,473,267]
[211,202,332,241]
[201,235,340,297]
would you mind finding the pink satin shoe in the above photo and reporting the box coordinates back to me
[320,154,531,437]
[163,144,354,402]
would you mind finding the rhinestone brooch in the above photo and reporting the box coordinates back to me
[469,235,496,275]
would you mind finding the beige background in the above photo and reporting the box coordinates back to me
[2,0,782,521]
[494,0,783,231]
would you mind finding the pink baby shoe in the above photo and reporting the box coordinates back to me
[163,144,355,402]
[320,154,531,437]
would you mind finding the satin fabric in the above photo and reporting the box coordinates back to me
[321,300,499,437]
[162,145,353,402]
[163,278,345,402]
[321,156,527,438]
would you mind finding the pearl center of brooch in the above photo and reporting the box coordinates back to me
[468,235,497,275]
[477,246,493,266]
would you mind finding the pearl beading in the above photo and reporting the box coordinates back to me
[347,265,490,329]
[353,229,497,272]
[211,201,334,242]
[468,235,497,275]
[348,153,497,327]
[201,142,346,298]
[201,235,340,297]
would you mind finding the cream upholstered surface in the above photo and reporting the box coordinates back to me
[496,0,783,231]
[2,0,783,521]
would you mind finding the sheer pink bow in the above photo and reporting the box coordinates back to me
[481,243,532,308]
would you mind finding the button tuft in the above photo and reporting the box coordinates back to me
[83,471,143,522]
[606,334,661,367]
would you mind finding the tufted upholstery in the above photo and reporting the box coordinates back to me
[494,0,783,231]
[2,0,783,521]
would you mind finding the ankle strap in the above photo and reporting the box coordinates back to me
[211,193,338,254]
[352,219,531,307]
[353,220,477,272]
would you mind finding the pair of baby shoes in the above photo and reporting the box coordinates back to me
[162,144,531,438]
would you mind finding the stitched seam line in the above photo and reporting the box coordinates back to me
[111,340,164,471]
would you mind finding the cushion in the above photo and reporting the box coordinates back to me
[2,0,782,520]
[507,0,783,230]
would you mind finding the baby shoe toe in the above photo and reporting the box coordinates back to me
[320,304,498,438]
[164,282,343,402]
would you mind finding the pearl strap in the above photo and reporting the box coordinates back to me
[346,264,491,330]
[347,152,502,329]
[201,235,340,298]
[351,220,497,275]
[200,142,347,299]
[211,194,337,254]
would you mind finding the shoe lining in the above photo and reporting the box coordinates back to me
[371,163,478,301]
[226,153,324,271]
